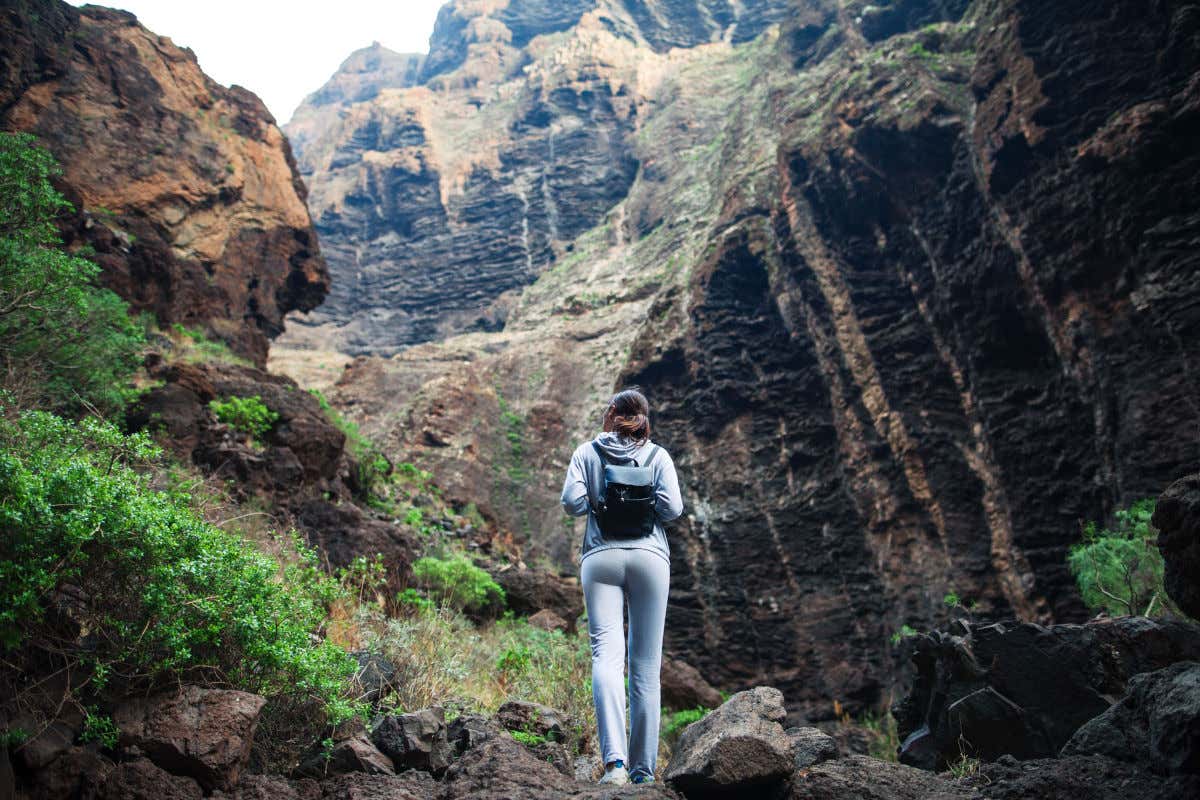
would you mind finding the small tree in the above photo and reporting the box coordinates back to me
[0,132,143,415]
[1068,499,1176,617]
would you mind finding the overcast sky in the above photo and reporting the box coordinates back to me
[68,1,446,125]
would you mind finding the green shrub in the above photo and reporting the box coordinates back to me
[411,553,505,614]
[80,707,118,749]
[209,395,279,441]
[1068,499,1174,617]
[0,408,357,722]
[0,132,143,414]
[496,645,532,678]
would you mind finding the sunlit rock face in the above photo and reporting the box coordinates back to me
[287,0,1200,719]
[0,0,328,366]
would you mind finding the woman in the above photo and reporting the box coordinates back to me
[560,388,684,785]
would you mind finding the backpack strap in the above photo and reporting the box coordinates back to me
[639,444,661,469]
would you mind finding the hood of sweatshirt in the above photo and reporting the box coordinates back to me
[593,431,651,464]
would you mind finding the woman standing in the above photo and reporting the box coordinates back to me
[560,388,684,785]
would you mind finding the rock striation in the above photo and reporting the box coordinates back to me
[288,0,1200,723]
[0,0,328,366]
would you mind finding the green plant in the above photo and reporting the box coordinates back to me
[209,395,279,441]
[397,588,434,614]
[511,729,548,746]
[0,132,144,414]
[909,42,934,59]
[79,707,118,749]
[861,710,900,763]
[1068,499,1174,617]
[0,727,29,748]
[411,553,505,614]
[890,624,919,646]
[0,408,358,725]
[662,706,709,743]
[307,389,391,498]
[496,645,532,678]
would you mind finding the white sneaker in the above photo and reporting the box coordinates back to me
[599,764,629,785]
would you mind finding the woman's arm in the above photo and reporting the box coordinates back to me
[561,446,590,517]
[655,451,684,523]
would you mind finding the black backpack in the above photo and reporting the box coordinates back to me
[589,441,660,538]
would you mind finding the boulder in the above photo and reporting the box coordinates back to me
[352,652,399,705]
[1153,474,1200,620]
[371,708,452,775]
[1063,661,1200,775]
[664,686,794,797]
[495,701,569,744]
[28,746,111,800]
[447,713,501,755]
[293,733,395,779]
[113,686,267,792]
[98,758,203,800]
[967,753,1200,800]
[786,754,980,799]
[491,566,582,630]
[788,727,840,770]
[894,617,1200,770]
[661,655,724,711]
[527,609,570,634]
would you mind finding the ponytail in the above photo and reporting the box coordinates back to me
[603,388,651,444]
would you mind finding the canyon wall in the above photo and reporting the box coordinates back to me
[0,0,328,366]
[287,0,1200,719]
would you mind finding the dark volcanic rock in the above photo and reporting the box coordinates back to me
[788,727,840,770]
[0,0,327,366]
[213,774,321,800]
[968,753,1200,800]
[491,566,583,629]
[894,617,1200,770]
[294,734,395,779]
[112,686,266,792]
[371,708,452,775]
[495,701,570,744]
[1064,661,1200,776]
[98,759,203,800]
[1154,474,1200,620]
[664,687,793,797]
[28,746,112,800]
[786,754,979,799]
[661,655,725,711]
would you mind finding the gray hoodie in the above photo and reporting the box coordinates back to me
[560,432,684,565]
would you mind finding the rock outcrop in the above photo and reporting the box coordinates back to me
[664,686,794,796]
[0,0,328,366]
[893,617,1200,770]
[112,686,266,792]
[1063,661,1200,777]
[295,0,1200,721]
[1154,474,1200,620]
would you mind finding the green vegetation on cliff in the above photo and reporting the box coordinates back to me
[1069,499,1177,618]
[0,132,143,415]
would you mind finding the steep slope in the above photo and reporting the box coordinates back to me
[0,0,328,366]
[289,0,1200,719]
[278,0,796,354]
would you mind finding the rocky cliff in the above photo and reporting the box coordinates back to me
[0,0,328,366]
[284,0,1200,720]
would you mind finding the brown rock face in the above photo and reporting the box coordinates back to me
[0,0,328,366]
[113,686,267,792]
[290,0,1200,723]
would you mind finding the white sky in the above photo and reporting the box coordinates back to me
[68,1,447,125]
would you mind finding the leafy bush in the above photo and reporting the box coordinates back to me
[411,553,505,614]
[209,394,279,441]
[0,408,357,722]
[0,132,143,414]
[511,729,547,746]
[396,587,434,614]
[1068,499,1175,617]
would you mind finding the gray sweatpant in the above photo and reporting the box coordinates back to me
[580,547,670,781]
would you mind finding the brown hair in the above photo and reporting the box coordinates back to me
[603,388,651,443]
